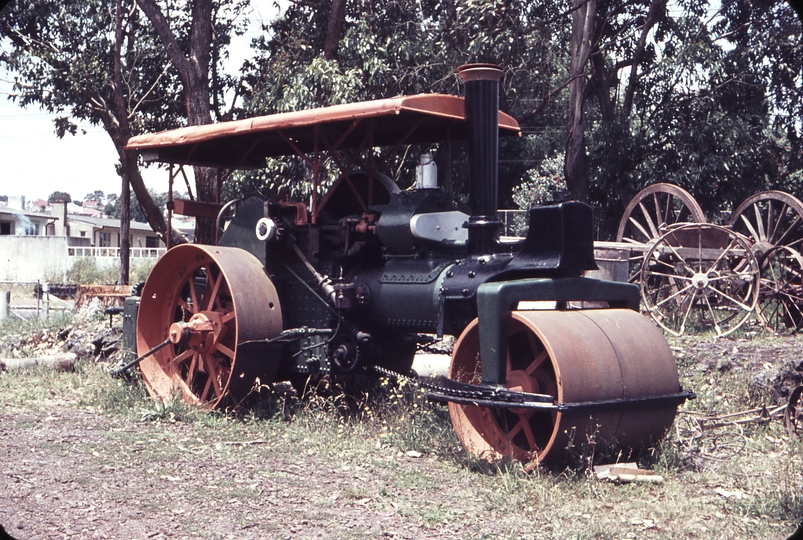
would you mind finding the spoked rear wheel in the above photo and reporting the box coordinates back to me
[136,245,283,408]
[728,190,803,260]
[617,183,706,245]
[758,246,803,334]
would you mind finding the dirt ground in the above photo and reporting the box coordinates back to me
[0,309,802,540]
[1,404,489,540]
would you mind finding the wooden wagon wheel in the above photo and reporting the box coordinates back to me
[617,184,706,283]
[757,246,803,334]
[727,190,803,260]
[617,183,706,244]
[640,224,760,337]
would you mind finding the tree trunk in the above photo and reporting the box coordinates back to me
[136,0,217,243]
[621,0,667,119]
[0,354,77,372]
[112,141,184,247]
[590,52,615,123]
[115,0,130,285]
[324,0,347,61]
[120,172,131,284]
[564,0,597,203]
[193,166,218,244]
[128,161,185,246]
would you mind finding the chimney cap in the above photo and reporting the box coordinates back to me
[456,64,503,83]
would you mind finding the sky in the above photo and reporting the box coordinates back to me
[0,1,281,205]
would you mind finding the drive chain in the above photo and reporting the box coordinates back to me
[370,364,531,405]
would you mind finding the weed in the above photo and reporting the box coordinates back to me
[80,367,152,415]
[62,257,155,285]
[0,311,74,348]
[2,328,802,539]
[130,260,156,283]
[136,395,202,423]
[66,258,120,284]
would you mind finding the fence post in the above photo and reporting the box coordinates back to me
[0,290,8,321]
[43,282,50,320]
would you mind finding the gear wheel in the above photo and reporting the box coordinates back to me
[330,333,362,373]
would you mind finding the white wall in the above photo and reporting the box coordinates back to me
[0,236,69,281]
[0,236,165,282]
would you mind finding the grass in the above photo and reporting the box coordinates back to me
[1,316,802,539]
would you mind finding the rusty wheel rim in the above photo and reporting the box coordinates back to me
[640,224,760,337]
[728,190,803,260]
[136,245,282,408]
[447,314,560,463]
[758,246,803,334]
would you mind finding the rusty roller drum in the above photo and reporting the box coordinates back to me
[136,245,283,408]
[448,308,679,463]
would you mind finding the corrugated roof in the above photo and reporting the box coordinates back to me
[0,207,55,221]
[68,215,155,232]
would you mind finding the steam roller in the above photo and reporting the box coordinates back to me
[122,63,692,464]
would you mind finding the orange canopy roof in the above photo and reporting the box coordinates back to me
[125,94,520,169]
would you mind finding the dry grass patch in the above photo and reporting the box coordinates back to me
[0,315,801,539]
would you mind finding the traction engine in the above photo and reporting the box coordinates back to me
[124,64,692,463]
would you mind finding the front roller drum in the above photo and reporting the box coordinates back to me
[448,309,680,463]
[136,245,283,408]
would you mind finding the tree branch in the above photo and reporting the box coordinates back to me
[622,0,668,118]
[135,0,193,84]
[519,73,584,123]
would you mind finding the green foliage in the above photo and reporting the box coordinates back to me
[47,191,72,203]
[237,0,801,235]
[66,258,120,285]
[236,0,569,204]
[0,0,185,136]
[512,155,567,209]
[105,189,169,223]
[510,154,567,234]
[3,0,799,239]
[65,257,155,285]
[83,190,105,202]
[584,0,803,236]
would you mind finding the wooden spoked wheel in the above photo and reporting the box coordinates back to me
[758,246,803,334]
[448,310,680,464]
[640,224,760,337]
[727,191,803,261]
[617,183,706,244]
[136,245,283,408]
[617,184,706,283]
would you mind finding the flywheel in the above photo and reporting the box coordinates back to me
[448,309,680,464]
[136,245,283,408]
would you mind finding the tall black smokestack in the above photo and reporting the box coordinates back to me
[457,63,503,255]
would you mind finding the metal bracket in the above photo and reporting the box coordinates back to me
[475,277,640,386]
